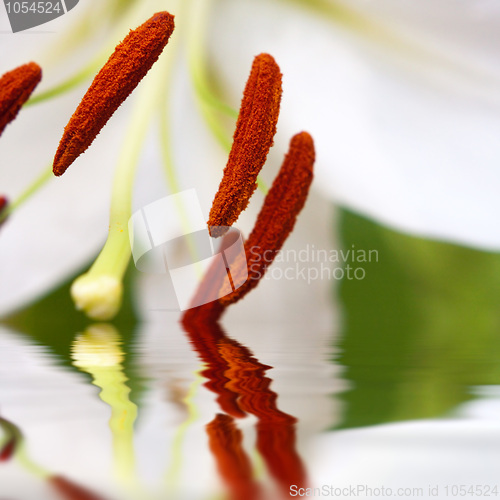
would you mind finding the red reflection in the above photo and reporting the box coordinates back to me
[49,475,109,500]
[256,421,307,496]
[219,337,308,496]
[183,310,245,418]
[0,437,15,462]
[207,414,261,500]
[0,196,8,228]
[218,338,286,421]
[182,307,308,499]
[181,224,308,498]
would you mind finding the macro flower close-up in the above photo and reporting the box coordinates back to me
[1,1,500,499]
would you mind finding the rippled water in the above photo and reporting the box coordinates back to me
[1,313,499,500]
[0,315,337,500]
[1,210,499,499]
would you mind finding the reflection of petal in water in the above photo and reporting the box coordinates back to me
[206,414,261,500]
[49,475,109,500]
[0,196,8,228]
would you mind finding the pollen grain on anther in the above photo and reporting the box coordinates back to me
[219,131,315,306]
[53,12,175,176]
[208,53,282,237]
[0,62,42,137]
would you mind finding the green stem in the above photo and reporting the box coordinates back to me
[87,90,152,279]
[157,35,181,195]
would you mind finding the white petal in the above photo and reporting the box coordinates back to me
[311,419,500,489]
[209,0,500,250]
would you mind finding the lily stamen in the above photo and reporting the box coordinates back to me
[182,60,315,321]
[0,62,42,136]
[66,12,176,320]
[53,11,175,176]
[220,131,315,307]
[208,53,282,236]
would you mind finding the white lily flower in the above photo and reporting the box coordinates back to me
[0,0,226,317]
[210,0,500,249]
[0,0,498,318]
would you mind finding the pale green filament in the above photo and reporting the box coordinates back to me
[71,58,169,320]
[158,97,180,195]
[156,0,182,196]
[0,164,52,222]
[15,439,51,479]
[164,369,203,495]
[26,64,101,106]
[187,0,269,194]
[27,0,153,106]
[158,97,204,272]
[187,0,235,147]
[287,0,500,97]
[156,14,204,271]
[71,324,139,490]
